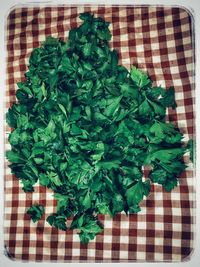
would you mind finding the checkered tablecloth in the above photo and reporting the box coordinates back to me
[4,5,195,262]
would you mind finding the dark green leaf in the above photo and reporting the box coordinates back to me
[46,213,67,231]
[27,204,44,223]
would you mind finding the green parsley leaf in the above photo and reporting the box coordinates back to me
[46,213,67,231]
[27,204,45,223]
[130,66,151,88]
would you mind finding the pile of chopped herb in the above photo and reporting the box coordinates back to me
[6,13,193,244]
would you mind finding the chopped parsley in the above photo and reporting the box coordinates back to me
[6,13,193,243]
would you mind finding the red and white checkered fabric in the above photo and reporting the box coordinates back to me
[4,5,195,262]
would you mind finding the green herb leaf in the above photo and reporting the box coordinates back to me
[46,213,67,231]
[27,204,45,223]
